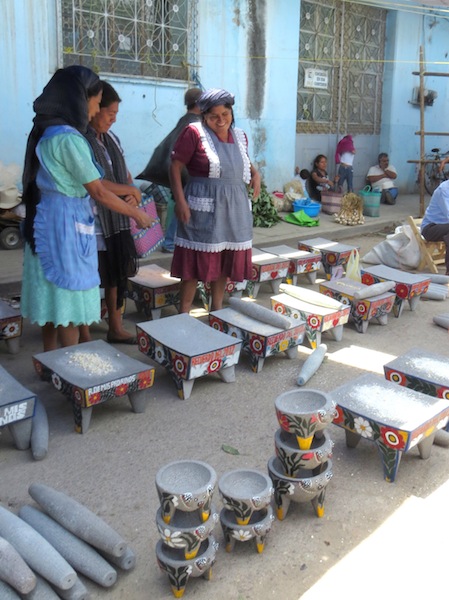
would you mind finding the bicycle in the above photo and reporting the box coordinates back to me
[423,147,449,195]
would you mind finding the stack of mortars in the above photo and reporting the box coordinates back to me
[334,192,364,226]
[0,483,136,598]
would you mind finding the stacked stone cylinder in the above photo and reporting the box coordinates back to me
[0,482,136,597]
[268,388,335,521]
[154,459,219,598]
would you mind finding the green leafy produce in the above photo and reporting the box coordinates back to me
[250,182,281,228]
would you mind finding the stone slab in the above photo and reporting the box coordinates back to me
[209,307,306,372]
[319,277,395,333]
[331,373,449,482]
[361,265,430,318]
[137,313,242,399]
[128,264,181,319]
[33,340,155,433]
[263,244,321,285]
[271,292,350,349]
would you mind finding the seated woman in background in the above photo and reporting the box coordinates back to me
[85,81,140,344]
[21,66,152,351]
[308,154,337,202]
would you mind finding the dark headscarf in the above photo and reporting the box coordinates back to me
[22,65,101,249]
[197,88,235,113]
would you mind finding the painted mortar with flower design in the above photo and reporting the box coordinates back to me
[218,469,273,526]
[248,248,290,298]
[360,265,430,318]
[262,244,322,285]
[0,364,35,451]
[128,264,181,320]
[219,506,275,553]
[156,535,218,598]
[274,428,334,477]
[156,460,217,525]
[156,505,219,560]
[275,388,336,450]
[267,456,333,520]
[330,373,449,482]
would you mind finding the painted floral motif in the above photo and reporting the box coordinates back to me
[385,370,406,385]
[395,283,409,299]
[137,330,150,351]
[276,410,318,439]
[278,339,289,352]
[438,388,449,400]
[361,273,375,285]
[251,265,260,280]
[207,359,222,373]
[307,315,321,329]
[1,322,20,337]
[380,427,406,449]
[270,270,279,279]
[172,354,188,377]
[137,370,154,389]
[142,288,153,302]
[249,334,264,355]
[88,392,102,405]
[231,529,252,541]
[273,302,286,314]
[51,373,62,390]
[355,301,368,315]
[354,416,373,438]
[115,383,129,396]
[73,388,84,405]
[326,252,337,265]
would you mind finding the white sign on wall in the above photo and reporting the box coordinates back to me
[304,68,329,90]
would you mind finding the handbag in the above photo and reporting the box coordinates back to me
[130,194,164,257]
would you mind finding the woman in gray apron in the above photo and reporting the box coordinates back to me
[170,88,261,313]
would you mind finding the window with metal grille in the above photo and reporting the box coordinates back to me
[297,0,386,135]
[60,0,196,80]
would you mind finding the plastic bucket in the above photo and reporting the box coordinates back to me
[360,186,381,217]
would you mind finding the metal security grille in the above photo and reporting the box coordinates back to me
[297,0,386,135]
[60,0,196,80]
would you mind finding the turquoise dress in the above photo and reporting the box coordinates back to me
[21,127,102,327]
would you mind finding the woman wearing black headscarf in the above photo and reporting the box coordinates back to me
[169,88,260,313]
[21,66,152,351]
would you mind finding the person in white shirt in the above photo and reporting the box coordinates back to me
[367,153,398,205]
[421,179,449,275]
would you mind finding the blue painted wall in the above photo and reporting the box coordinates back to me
[1,0,448,194]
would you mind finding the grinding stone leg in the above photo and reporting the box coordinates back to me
[180,379,195,400]
[134,300,145,314]
[408,295,421,311]
[5,337,20,354]
[285,347,297,360]
[393,299,405,318]
[79,407,93,434]
[270,279,282,294]
[306,331,321,350]
[357,320,369,334]
[275,494,291,521]
[311,489,327,518]
[376,443,402,483]
[128,389,149,413]
[8,418,32,450]
[434,429,449,446]
[306,271,317,284]
[202,566,213,581]
[345,430,361,448]
[292,275,298,286]
[255,535,266,554]
[377,314,388,326]
[250,356,264,373]
[150,308,162,320]
[417,432,436,459]
[219,365,236,382]
[329,325,343,342]
[249,282,260,299]
[224,530,236,553]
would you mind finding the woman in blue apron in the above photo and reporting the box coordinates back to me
[21,66,153,351]
[169,88,261,313]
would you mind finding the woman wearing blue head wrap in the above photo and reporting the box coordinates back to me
[169,87,261,313]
